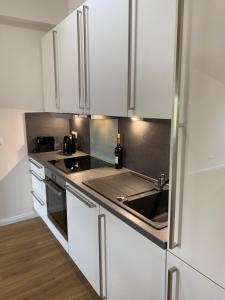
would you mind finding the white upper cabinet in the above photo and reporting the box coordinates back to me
[41,5,86,114]
[88,0,129,117]
[42,30,60,112]
[56,10,84,114]
[130,0,177,119]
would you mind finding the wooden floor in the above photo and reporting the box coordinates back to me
[0,218,100,300]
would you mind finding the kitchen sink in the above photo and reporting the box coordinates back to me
[122,189,168,229]
[83,172,168,230]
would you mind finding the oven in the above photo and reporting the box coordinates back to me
[45,170,68,240]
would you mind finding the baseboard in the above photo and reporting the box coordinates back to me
[0,210,38,227]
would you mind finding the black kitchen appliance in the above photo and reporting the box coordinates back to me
[49,155,113,174]
[63,135,76,154]
[35,136,55,153]
[45,168,67,240]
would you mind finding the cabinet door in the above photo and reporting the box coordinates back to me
[88,0,129,117]
[99,207,166,300]
[133,0,177,119]
[57,10,84,114]
[66,184,100,295]
[168,0,225,289]
[41,30,60,112]
[166,252,225,300]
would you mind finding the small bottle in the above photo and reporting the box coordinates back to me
[115,133,123,169]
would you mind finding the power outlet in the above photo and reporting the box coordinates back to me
[0,137,4,146]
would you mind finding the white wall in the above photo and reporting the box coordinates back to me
[68,0,85,13]
[0,0,69,25]
[0,0,71,226]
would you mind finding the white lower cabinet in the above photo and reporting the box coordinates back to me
[66,184,100,295]
[99,207,166,300]
[29,160,47,223]
[166,252,225,300]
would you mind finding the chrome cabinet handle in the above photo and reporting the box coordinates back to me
[169,0,185,250]
[98,214,107,300]
[77,10,85,110]
[83,5,90,109]
[44,179,63,197]
[31,191,45,206]
[128,0,137,110]
[66,185,96,208]
[167,267,178,300]
[52,30,60,110]
[29,170,44,182]
[28,158,43,169]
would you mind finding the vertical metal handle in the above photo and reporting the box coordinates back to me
[169,0,185,250]
[52,30,60,110]
[83,5,90,110]
[77,10,85,110]
[128,0,137,110]
[167,267,178,300]
[98,214,107,299]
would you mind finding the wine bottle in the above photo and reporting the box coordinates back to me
[115,133,123,169]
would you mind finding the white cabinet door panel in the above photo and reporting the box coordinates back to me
[67,185,100,295]
[100,207,166,300]
[166,252,225,300]
[57,11,83,114]
[169,0,225,289]
[134,0,177,119]
[88,0,129,117]
[41,30,59,112]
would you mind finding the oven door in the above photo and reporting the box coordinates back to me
[45,178,68,240]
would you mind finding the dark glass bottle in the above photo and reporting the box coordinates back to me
[115,133,123,169]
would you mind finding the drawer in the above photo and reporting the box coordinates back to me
[29,157,45,178]
[32,192,47,220]
[31,173,46,204]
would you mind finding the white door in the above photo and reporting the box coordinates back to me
[166,252,225,300]
[88,0,129,117]
[41,29,60,112]
[169,0,225,289]
[66,184,100,295]
[99,207,166,300]
[133,0,177,119]
[57,9,85,114]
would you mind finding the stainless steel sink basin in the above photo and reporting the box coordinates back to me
[83,172,168,230]
[122,189,168,229]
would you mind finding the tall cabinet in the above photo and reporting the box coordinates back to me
[167,0,225,298]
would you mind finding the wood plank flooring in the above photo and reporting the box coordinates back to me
[0,218,100,300]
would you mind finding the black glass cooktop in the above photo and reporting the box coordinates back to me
[48,155,113,174]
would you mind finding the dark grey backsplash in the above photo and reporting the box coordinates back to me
[25,113,171,180]
[118,118,171,179]
[70,116,90,153]
[25,113,71,153]
[25,113,90,153]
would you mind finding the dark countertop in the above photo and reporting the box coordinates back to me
[29,151,168,250]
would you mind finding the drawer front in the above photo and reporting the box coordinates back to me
[31,173,46,204]
[29,158,45,178]
[32,193,47,219]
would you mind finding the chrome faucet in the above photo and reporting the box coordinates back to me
[155,174,169,191]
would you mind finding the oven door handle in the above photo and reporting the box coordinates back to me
[44,179,63,197]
